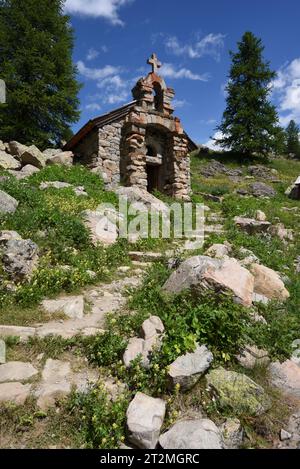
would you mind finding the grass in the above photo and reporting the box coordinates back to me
[1,152,300,449]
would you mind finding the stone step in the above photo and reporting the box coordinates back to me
[128,251,165,262]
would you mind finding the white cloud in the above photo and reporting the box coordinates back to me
[272,58,300,126]
[86,48,99,61]
[160,63,210,81]
[77,60,121,80]
[200,118,217,125]
[166,33,225,61]
[65,0,134,25]
[86,103,101,111]
[173,99,188,108]
[203,131,224,151]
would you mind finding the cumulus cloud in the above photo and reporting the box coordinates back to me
[160,63,210,81]
[272,58,300,126]
[64,0,134,25]
[165,33,225,61]
[77,61,121,80]
[173,99,188,108]
[203,131,224,151]
[86,48,99,61]
[86,103,102,111]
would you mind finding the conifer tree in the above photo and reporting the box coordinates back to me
[216,32,281,157]
[0,0,81,148]
[285,120,300,158]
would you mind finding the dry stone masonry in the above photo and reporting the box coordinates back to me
[64,54,196,200]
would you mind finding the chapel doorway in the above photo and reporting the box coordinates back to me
[146,164,160,193]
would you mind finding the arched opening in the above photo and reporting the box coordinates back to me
[153,82,164,112]
[146,144,157,157]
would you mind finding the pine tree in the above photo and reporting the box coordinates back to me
[0,0,81,149]
[216,32,281,157]
[285,120,300,158]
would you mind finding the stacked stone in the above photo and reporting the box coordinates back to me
[122,124,147,190]
[172,134,191,200]
[97,121,124,188]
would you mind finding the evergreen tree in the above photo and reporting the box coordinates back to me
[216,31,281,157]
[0,0,81,148]
[285,120,300,158]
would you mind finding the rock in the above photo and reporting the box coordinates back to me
[280,429,292,441]
[295,256,300,274]
[269,223,294,242]
[74,186,88,197]
[0,190,19,214]
[159,419,223,449]
[0,230,22,245]
[236,345,269,369]
[220,418,243,449]
[20,145,46,169]
[8,141,28,157]
[126,392,166,449]
[269,360,300,398]
[252,292,270,305]
[285,176,300,200]
[41,296,84,320]
[123,337,157,369]
[248,182,276,198]
[206,367,271,416]
[128,251,164,262]
[291,339,300,366]
[82,210,118,246]
[43,148,62,157]
[255,210,267,222]
[0,382,31,405]
[205,243,232,259]
[45,151,73,167]
[167,344,213,391]
[35,359,72,410]
[238,247,260,266]
[248,165,277,180]
[0,325,36,342]
[0,361,38,383]
[2,238,39,282]
[0,150,21,170]
[163,256,254,307]
[141,316,164,341]
[250,263,290,301]
[0,140,6,151]
[19,164,40,178]
[0,339,5,364]
[199,160,228,178]
[40,181,72,190]
[234,216,271,234]
[116,186,169,216]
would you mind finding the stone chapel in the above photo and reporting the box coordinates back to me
[64,54,197,200]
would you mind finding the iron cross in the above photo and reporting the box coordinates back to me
[147,53,162,74]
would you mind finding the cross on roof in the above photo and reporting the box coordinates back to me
[147,53,162,74]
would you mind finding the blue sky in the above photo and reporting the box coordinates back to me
[65,0,300,147]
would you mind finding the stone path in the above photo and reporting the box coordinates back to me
[0,269,146,407]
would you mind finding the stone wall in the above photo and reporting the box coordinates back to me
[97,119,125,189]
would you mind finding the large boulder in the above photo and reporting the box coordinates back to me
[163,256,254,307]
[0,190,19,215]
[249,182,276,198]
[159,419,223,449]
[82,209,118,246]
[45,151,73,167]
[250,263,290,301]
[234,216,271,235]
[205,243,232,259]
[206,367,271,416]
[269,360,300,399]
[116,186,169,216]
[20,145,46,169]
[0,150,21,170]
[8,141,28,158]
[126,392,166,449]
[167,344,213,391]
[1,238,39,282]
